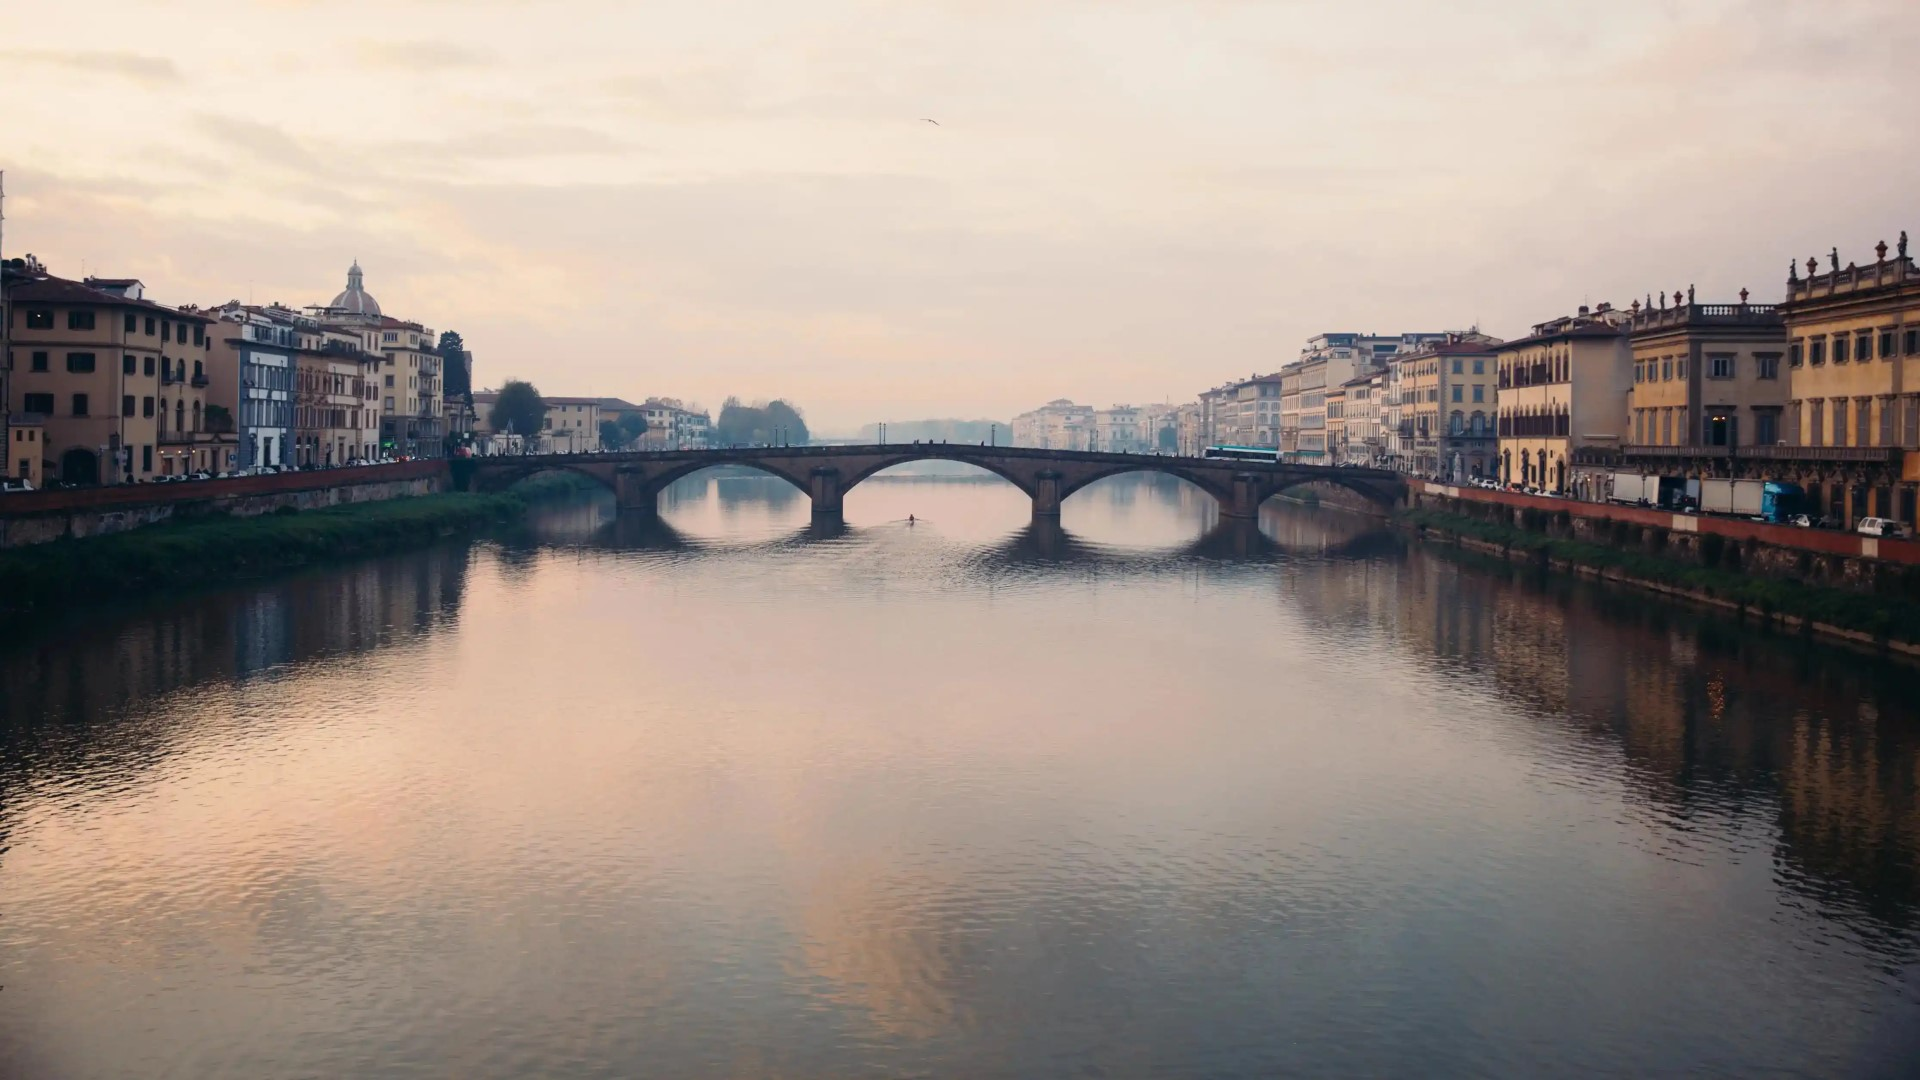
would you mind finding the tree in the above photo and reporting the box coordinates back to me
[438,331,472,399]
[490,380,546,451]
[763,399,810,445]
[598,413,650,450]
[716,397,809,446]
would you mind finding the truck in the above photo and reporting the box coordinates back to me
[1609,472,1658,505]
[1698,478,1765,517]
[1698,478,1805,523]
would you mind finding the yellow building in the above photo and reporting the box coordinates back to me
[543,397,602,453]
[1495,304,1631,496]
[7,414,45,487]
[7,270,220,483]
[375,317,443,458]
[1626,289,1787,453]
[1777,235,1920,525]
[1398,334,1499,480]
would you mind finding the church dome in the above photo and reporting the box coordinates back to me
[329,260,381,317]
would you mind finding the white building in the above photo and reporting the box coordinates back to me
[1012,399,1096,450]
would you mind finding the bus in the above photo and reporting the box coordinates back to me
[1203,444,1282,463]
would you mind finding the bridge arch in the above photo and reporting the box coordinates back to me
[1263,473,1402,511]
[471,461,617,494]
[629,457,816,504]
[1054,464,1233,507]
[836,454,1038,500]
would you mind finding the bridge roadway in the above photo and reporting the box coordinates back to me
[462,444,1406,518]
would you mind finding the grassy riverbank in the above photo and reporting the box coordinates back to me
[0,490,542,617]
[1401,507,1920,646]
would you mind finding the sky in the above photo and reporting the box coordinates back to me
[2,0,1916,433]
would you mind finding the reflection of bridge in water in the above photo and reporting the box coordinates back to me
[586,502,1398,568]
[463,444,1405,519]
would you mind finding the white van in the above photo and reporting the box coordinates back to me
[1855,517,1913,539]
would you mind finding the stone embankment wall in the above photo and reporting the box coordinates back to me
[1407,480,1920,594]
[0,461,448,548]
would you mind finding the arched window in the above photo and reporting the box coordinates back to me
[192,400,202,432]
[1449,411,1465,435]
[176,400,185,433]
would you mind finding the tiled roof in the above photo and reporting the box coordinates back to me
[6,274,213,321]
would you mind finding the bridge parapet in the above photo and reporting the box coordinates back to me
[465,445,1404,518]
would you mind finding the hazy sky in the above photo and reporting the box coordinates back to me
[3,0,1915,431]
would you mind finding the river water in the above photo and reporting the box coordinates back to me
[2,472,1918,1078]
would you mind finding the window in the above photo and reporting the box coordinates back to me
[1756,411,1779,446]
[1810,402,1824,444]
[1907,329,1920,357]
[1832,399,1848,445]
[1451,385,1462,402]
[193,325,204,346]
[1858,399,1873,446]
[1473,359,1484,375]
[144,356,155,376]
[1858,332,1875,361]
[162,321,172,343]
[1661,410,1672,444]
[1834,335,1849,363]
[1473,385,1484,403]
[122,395,135,417]
[1757,354,1780,380]
[125,314,138,333]
[1880,330,1896,360]
[1450,358,1462,375]
[143,396,155,418]
[30,351,48,372]
[1790,341,1803,367]
[384,374,394,387]
[1677,357,1687,379]
[1661,358,1672,381]
[123,355,136,375]
[71,393,90,417]
[23,393,53,414]
[67,310,96,331]
[1810,338,1826,364]
[1880,398,1895,446]
[1709,354,1733,378]
[142,445,153,473]
[385,397,395,411]
[145,316,156,336]
[66,352,96,373]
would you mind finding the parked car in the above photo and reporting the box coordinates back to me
[1855,517,1913,539]
[1790,514,1813,528]
[0,478,33,493]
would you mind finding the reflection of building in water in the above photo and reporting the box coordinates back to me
[0,545,471,772]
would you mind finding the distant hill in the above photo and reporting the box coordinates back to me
[854,419,1012,445]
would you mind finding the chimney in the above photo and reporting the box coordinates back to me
[1577,304,1590,317]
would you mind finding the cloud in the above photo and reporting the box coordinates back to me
[354,39,493,71]
[0,49,180,84]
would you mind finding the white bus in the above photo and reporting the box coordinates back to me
[1203,444,1282,463]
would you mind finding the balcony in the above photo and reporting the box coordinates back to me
[158,430,196,445]
[160,369,178,386]
[1620,443,1903,464]
[191,373,209,388]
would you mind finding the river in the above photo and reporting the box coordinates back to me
[2,471,1917,1078]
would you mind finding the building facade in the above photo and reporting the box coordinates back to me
[375,318,442,458]
[1012,399,1096,450]
[1397,334,1499,480]
[7,270,219,484]
[1496,304,1631,497]
[1777,237,1920,525]
[1624,291,1787,458]
[544,397,601,453]
[207,304,300,470]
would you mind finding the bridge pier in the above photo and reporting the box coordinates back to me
[614,467,658,513]
[1031,470,1063,517]
[1223,473,1269,519]
[808,466,844,517]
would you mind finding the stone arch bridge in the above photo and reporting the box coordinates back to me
[460,445,1406,519]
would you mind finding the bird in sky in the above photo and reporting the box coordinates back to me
[921,118,940,126]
